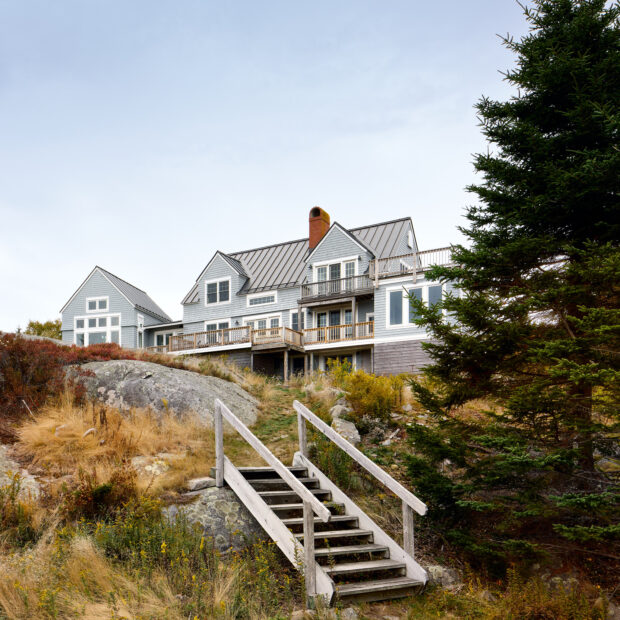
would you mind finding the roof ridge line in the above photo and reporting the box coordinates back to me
[348,216,411,231]
[228,236,308,257]
[96,265,147,294]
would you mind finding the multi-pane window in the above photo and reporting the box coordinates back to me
[248,294,276,306]
[206,279,230,305]
[74,313,121,346]
[388,285,443,326]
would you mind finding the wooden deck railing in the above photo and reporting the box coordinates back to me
[250,326,302,347]
[146,345,169,354]
[300,274,373,301]
[303,321,374,345]
[168,325,304,352]
[169,326,251,352]
[369,247,452,281]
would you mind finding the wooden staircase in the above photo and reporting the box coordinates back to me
[213,399,428,606]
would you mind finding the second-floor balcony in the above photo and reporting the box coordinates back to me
[300,274,374,302]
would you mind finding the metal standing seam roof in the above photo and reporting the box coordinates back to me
[97,267,172,322]
[182,217,413,304]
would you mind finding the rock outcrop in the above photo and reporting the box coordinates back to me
[0,444,40,501]
[69,360,258,426]
[164,487,266,552]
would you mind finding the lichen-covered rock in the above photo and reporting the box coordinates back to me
[426,564,462,589]
[329,404,351,420]
[331,418,361,446]
[68,360,258,426]
[0,444,40,501]
[187,477,216,491]
[164,487,266,552]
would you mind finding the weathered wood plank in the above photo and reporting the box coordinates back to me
[214,401,224,487]
[216,399,331,522]
[294,452,428,585]
[303,501,316,601]
[402,501,415,558]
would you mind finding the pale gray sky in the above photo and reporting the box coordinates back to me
[0,1,528,329]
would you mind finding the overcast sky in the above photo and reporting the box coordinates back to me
[0,1,529,330]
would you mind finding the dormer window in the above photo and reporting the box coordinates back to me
[205,278,231,306]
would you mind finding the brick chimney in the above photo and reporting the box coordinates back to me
[309,206,330,250]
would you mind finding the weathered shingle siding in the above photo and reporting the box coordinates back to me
[373,340,432,375]
[61,270,139,347]
[305,227,373,283]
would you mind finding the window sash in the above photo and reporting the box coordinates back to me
[390,291,403,325]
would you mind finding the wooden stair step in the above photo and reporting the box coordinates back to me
[336,576,424,602]
[258,489,330,499]
[295,529,373,540]
[238,466,308,476]
[314,544,388,557]
[325,559,406,576]
[281,515,357,527]
[269,502,344,512]
[248,477,319,486]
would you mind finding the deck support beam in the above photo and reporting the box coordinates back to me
[283,349,289,383]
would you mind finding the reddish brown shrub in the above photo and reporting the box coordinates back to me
[0,334,186,440]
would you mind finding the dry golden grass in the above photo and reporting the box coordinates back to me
[15,392,218,494]
[0,535,181,619]
[18,393,207,472]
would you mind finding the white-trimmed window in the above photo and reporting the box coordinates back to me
[312,256,358,282]
[386,284,443,327]
[291,310,305,332]
[74,313,121,346]
[247,291,277,307]
[244,312,281,330]
[205,278,231,306]
[86,296,109,313]
[407,230,414,249]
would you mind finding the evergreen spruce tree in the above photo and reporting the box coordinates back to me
[408,0,619,576]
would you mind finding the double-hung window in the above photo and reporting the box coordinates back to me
[205,279,230,306]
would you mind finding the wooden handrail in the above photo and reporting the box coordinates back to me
[293,400,427,516]
[215,399,331,522]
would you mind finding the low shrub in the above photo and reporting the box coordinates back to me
[327,358,405,422]
[65,464,138,520]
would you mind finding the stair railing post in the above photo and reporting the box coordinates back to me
[303,500,316,607]
[402,500,415,558]
[297,409,308,458]
[215,400,224,488]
